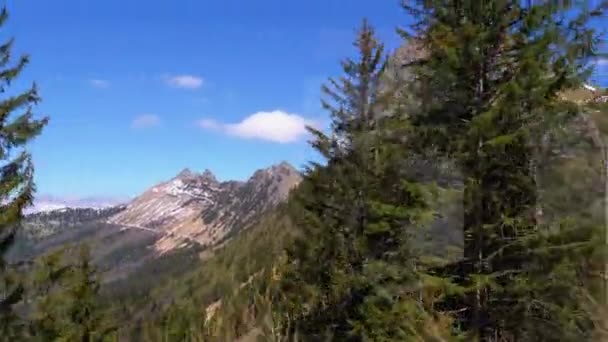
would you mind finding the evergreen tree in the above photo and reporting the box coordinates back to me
[401,1,606,340]
[0,5,48,339]
[62,245,113,341]
[277,20,441,341]
[159,300,210,342]
[28,249,71,341]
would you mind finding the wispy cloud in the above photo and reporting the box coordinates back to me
[89,79,110,88]
[132,114,161,129]
[164,74,204,89]
[197,110,315,144]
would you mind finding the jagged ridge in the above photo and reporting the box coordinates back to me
[108,162,302,253]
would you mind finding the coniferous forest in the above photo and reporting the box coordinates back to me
[1,1,608,341]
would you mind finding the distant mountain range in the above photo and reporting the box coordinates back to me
[25,195,130,214]
[13,162,302,282]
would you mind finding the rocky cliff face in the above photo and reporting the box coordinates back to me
[108,162,302,253]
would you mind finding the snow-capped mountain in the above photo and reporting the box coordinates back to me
[25,195,129,215]
[152,168,219,201]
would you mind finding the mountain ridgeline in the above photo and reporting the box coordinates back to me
[11,162,301,284]
[108,161,301,252]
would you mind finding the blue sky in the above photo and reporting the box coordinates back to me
[6,0,406,198]
[4,0,607,199]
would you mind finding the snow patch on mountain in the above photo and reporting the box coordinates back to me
[26,195,129,214]
[108,162,302,253]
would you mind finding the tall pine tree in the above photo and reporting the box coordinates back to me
[62,245,113,342]
[401,1,606,340]
[28,249,71,341]
[278,20,442,341]
[0,5,48,340]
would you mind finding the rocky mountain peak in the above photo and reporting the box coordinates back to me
[201,169,218,183]
[108,162,302,253]
[273,161,297,174]
[251,162,298,180]
[176,168,196,179]
[175,168,218,184]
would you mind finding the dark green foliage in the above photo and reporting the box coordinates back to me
[27,248,70,341]
[8,207,126,261]
[275,21,445,341]
[155,300,210,342]
[101,244,202,304]
[402,0,606,340]
[22,245,115,341]
[0,6,48,339]
[21,206,126,241]
[62,245,112,341]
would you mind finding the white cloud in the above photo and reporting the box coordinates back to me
[89,79,110,88]
[197,110,315,143]
[596,58,608,66]
[132,114,161,129]
[165,74,204,89]
[225,111,312,143]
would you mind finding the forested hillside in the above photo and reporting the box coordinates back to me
[8,207,126,260]
[1,1,607,341]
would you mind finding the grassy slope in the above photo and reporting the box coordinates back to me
[108,204,295,338]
